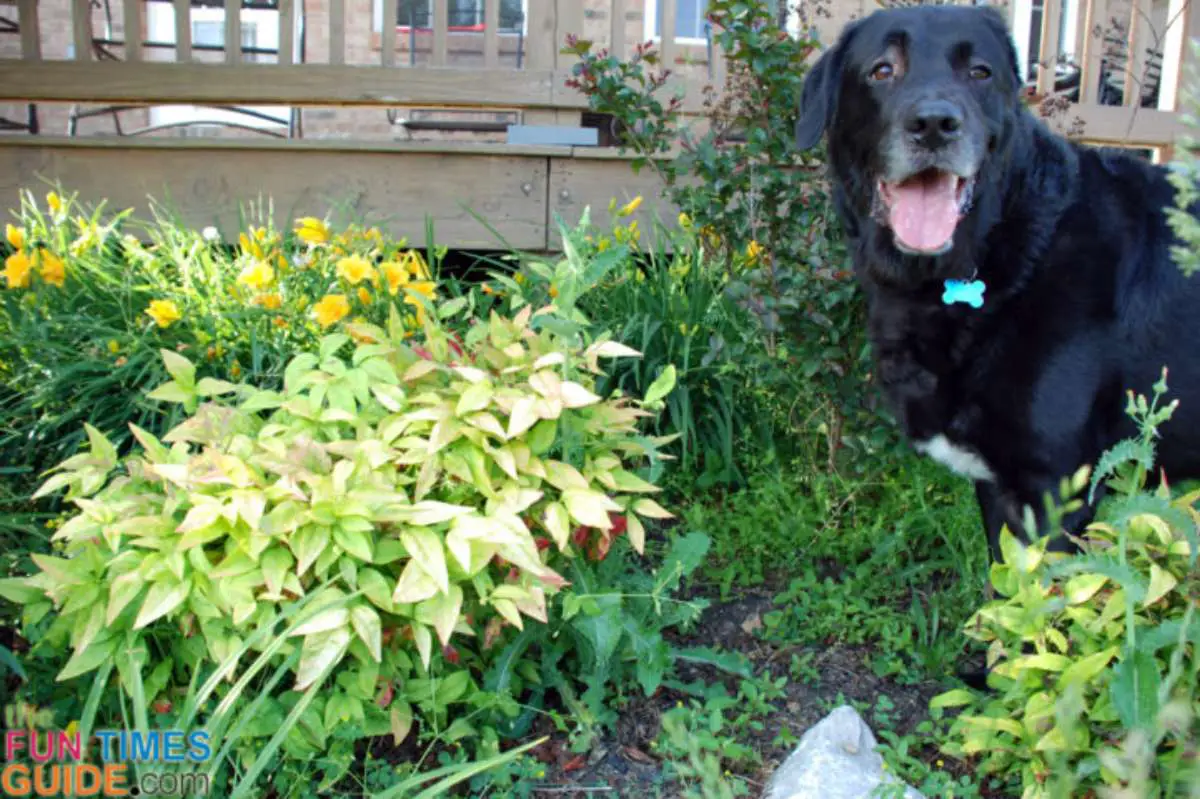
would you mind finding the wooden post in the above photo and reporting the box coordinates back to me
[1037,0,1064,96]
[381,0,397,66]
[330,0,345,65]
[225,0,242,63]
[174,0,192,61]
[17,0,40,60]
[484,0,499,67]
[660,0,677,68]
[610,0,626,60]
[122,0,143,60]
[73,0,93,60]
[432,0,448,66]
[279,0,296,65]
[1078,0,1100,103]
[1123,0,1149,105]
[1164,0,1199,110]
[525,0,554,69]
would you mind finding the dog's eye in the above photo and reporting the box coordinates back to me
[869,62,895,82]
[968,64,992,80]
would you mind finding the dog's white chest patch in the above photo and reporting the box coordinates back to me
[913,434,995,482]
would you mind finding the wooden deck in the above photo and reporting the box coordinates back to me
[1,0,1198,250]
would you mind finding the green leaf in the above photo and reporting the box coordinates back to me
[643,364,677,406]
[196,377,240,397]
[456,380,494,417]
[357,568,395,613]
[160,349,197,390]
[133,580,190,629]
[58,634,118,682]
[295,624,352,692]
[401,529,449,594]
[420,585,463,646]
[350,604,383,662]
[106,573,145,625]
[261,547,294,596]
[0,578,44,604]
[1058,646,1119,689]
[290,606,350,637]
[1111,651,1161,731]
[146,381,193,405]
[562,488,619,528]
[320,334,351,361]
[292,525,331,577]
[930,689,978,709]
[333,523,375,562]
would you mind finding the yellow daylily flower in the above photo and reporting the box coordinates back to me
[37,250,65,287]
[146,299,182,328]
[617,195,643,217]
[107,340,120,355]
[3,251,32,289]
[335,254,377,286]
[746,239,764,265]
[294,217,330,246]
[5,224,24,250]
[404,250,431,280]
[403,280,436,326]
[357,286,372,305]
[253,292,283,310]
[237,260,275,291]
[381,261,409,296]
[239,232,265,260]
[46,191,63,217]
[312,294,350,328]
[677,212,692,229]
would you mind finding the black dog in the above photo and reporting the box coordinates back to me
[795,4,1200,563]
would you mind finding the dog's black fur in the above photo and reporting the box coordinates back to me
[796,4,1200,562]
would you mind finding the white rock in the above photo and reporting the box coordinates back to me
[762,706,924,799]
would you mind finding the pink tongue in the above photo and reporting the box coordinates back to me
[887,172,960,253]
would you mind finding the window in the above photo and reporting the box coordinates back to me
[646,0,711,43]
[395,0,525,32]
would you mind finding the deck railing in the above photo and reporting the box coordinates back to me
[0,0,1196,147]
[0,0,1196,249]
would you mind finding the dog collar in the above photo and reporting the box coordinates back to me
[942,278,986,309]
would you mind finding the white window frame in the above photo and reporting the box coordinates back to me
[644,0,711,47]
[145,4,290,131]
[373,0,529,37]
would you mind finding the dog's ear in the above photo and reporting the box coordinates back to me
[795,46,839,151]
[795,23,857,151]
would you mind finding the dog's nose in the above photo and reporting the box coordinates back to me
[905,100,964,148]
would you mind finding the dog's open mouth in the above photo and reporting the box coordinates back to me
[877,169,973,255]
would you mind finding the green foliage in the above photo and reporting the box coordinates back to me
[0,231,698,790]
[0,187,447,518]
[931,373,1200,797]
[1166,40,1200,279]
[563,0,894,474]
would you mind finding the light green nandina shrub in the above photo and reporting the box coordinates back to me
[931,373,1200,798]
[0,298,677,764]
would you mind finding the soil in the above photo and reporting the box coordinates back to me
[517,588,972,799]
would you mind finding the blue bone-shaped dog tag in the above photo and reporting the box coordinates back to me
[942,279,986,309]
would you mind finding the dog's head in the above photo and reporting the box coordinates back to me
[796,5,1026,270]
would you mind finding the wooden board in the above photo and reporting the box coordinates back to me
[546,155,687,249]
[0,141,551,250]
[0,61,566,110]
